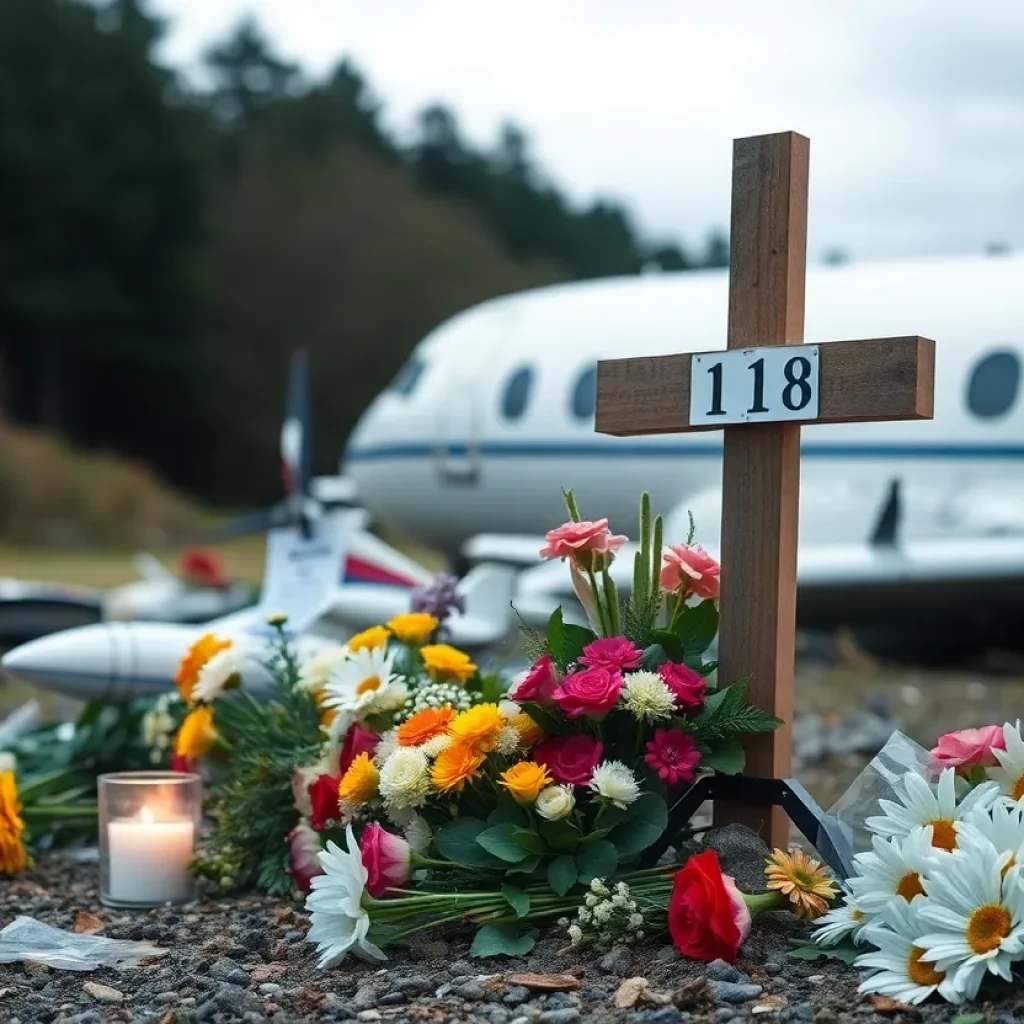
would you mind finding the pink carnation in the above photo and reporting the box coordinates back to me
[645,727,701,785]
[661,544,720,600]
[287,822,324,893]
[930,726,1006,771]
[510,653,560,703]
[552,666,622,718]
[657,662,706,710]
[539,519,627,570]
[360,823,412,898]
[579,637,643,672]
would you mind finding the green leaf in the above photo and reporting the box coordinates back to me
[470,923,539,958]
[506,854,542,876]
[511,828,548,855]
[538,818,581,853]
[646,632,686,663]
[436,818,507,869]
[576,840,619,884]
[500,883,531,918]
[786,939,861,964]
[476,823,533,863]
[950,1014,987,1024]
[487,799,531,829]
[701,737,746,775]
[691,680,783,740]
[546,607,595,669]
[547,855,578,896]
[677,599,719,657]
[580,826,613,844]
[608,793,668,859]
[522,702,567,738]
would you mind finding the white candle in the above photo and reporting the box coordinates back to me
[106,805,195,904]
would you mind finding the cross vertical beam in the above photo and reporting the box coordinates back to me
[713,132,809,846]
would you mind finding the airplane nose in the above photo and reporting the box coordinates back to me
[2,624,120,701]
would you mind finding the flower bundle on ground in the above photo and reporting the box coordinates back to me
[812,720,1024,1006]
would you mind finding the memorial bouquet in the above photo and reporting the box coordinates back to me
[169,489,798,962]
[811,721,1024,1006]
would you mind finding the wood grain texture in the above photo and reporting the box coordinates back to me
[594,336,935,436]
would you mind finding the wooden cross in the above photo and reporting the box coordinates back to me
[594,131,935,849]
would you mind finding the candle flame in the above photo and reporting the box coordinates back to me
[140,805,155,824]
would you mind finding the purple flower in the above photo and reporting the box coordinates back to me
[410,573,466,635]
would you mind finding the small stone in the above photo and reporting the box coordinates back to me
[259,984,283,997]
[242,1014,265,1023]
[142,923,162,941]
[705,960,746,984]
[196,998,220,1021]
[507,974,581,993]
[65,1014,103,1024]
[510,1018,531,1024]
[284,929,304,943]
[379,992,406,1006]
[503,986,531,1006]
[210,958,250,987]
[537,1011,580,1024]
[83,982,124,1004]
[637,1011,689,1024]
[599,946,632,976]
[448,960,473,977]
[323,994,346,1010]
[156,992,179,1004]
[762,961,784,977]
[714,1009,737,1023]
[72,911,104,935]
[709,981,763,1004]
[242,930,269,952]
[357,1012,381,1023]
[392,976,431,997]
[702,824,772,891]
[656,945,680,962]
[477,1008,511,1024]
[455,981,487,1001]
[353,984,380,1010]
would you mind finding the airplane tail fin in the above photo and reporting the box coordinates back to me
[450,561,518,648]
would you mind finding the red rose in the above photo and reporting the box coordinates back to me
[338,724,380,776]
[308,772,341,830]
[657,662,706,710]
[552,666,622,718]
[668,849,752,962]
[533,734,604,786]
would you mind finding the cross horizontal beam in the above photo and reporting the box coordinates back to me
[595,335,935,437]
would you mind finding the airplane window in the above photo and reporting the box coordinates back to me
[571,365,597,420]
[967,350,1021,419]
[501,366,534,420]
[390,356,426,397]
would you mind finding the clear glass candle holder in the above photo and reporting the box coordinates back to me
[98,771,202,909]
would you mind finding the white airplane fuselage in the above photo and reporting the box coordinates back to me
[344,254,1024,557]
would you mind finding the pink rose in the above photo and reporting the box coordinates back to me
[553,666,622,718]
[534,734,604,786]
[287,822,324,893]
[339,724,381,776]
[579,637,643,672]
[360,823,412,898]
[511,654,560,703]
[930,726,1006,771]
[661,544,720,600]
[539,519,627,570]
[657,662,706,710]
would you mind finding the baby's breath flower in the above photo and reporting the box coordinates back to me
[405,682,475,717]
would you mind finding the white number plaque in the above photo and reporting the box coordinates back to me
[688,346,820,426]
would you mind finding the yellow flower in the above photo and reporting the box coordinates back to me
[397,706,455,747]
[431,742,485,793]
[499,761,553,804]
[174,705,218,759]
[347,625,391,654]
[338,752,379,805]
[0,771,29,875]
[765,848,837,920]
[514,712,547,749]
[175,633,232,703]
[448,704,504,754]
[386,612,439,645]
[420,644,477,682]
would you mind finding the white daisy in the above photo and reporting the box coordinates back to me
[621,671,676,723]
[847,827,944,914]
[378,747,432,811]
[988,721,1024,804]
[588,761,640,808]
[304,824,387,967]
[812,888,871,947]
[914,840,1024,1000]
[855,898,961,1005]
[865,767,1000,852]
[322,647,406,717]
[192,643,244,702]
[297,645,350,695]
[956,799,1024,872]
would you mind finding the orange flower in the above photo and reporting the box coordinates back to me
[765,848,837,920]
[339,753,379,805]
[431,742,485,793]
[420,644,477,682]
[175,633,232,703]
[397,706,456,747]
[499,761,552,804]
[174,705,218,760]
[0,771,29,875]
[514,712,547,749]
[448,704,503,754]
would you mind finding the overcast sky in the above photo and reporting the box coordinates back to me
[149,1,1024,264]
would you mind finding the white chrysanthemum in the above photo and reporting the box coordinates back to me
[812,889,871,947]
[372,728,399,766]
[855,898,961,1005]
[956,799,1024,869]
[421,733,453,758]
[499,700,521,721]
[304,824,387,967]
[403,814,433,855]
[847,827,944,914]
[536,784,576,821]
[297,645,350,695]
[588,761,640,808]
[378,747,432,811]
[494,726,521,756]
[914,840,1024,1001]
[322,646,403,715]
[865,768,1000,851]
[988,721,1024,804]
[192,643,244,702]
[621,671,675,723]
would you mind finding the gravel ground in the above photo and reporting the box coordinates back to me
[1,843,1013,1024]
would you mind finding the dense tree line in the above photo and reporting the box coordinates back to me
[0,0,728,505]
